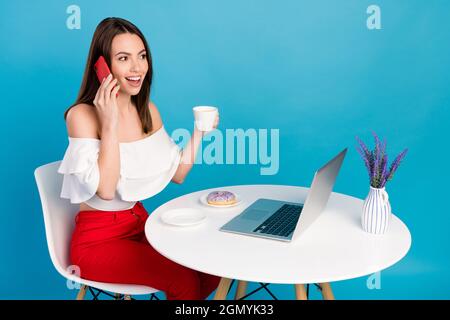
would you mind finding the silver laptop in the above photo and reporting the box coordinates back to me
[219,148,347,242]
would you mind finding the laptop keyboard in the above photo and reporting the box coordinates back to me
[253,204,303,237]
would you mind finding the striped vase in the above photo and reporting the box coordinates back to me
[361,186,391,234]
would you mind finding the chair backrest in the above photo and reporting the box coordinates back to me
[34,161,79,277]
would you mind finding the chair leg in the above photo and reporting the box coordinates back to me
[213,277,233,300]
[76,285,88,300]
[318,283,335,300]
[234,281,248,300]
[294,284,308,300]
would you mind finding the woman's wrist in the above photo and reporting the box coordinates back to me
[193,127,204,139]
[101,123,119,138]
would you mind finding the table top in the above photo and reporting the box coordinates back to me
[145,185,411,284]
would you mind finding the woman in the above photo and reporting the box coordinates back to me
[58,17,220,300]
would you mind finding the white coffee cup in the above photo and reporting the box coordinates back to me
[193,106,218,132]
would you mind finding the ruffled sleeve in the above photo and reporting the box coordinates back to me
[116,127,182,201]
[57,138,100,204]
[57,126,182,204]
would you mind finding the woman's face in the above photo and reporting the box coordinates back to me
[110,33,148,96]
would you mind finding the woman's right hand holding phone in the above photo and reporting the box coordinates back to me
[93,73,121,130]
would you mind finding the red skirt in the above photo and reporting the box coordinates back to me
[70,201,220,300]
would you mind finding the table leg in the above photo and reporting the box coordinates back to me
[214,277,233,300]
[318,283,335,300]
[76,285,88,300]
[294,284,308,300]
[234,281,248,300]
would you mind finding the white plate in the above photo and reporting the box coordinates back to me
[161,208,206,227]
[199,192,242,208]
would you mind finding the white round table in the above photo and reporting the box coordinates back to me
[145,185,411,299]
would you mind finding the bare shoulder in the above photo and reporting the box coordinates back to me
[149,101,163,131]
[65,103,100,139]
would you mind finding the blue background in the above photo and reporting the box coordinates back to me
[0,0,448,299]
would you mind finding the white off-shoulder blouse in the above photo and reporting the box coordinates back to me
[57,126,182,211]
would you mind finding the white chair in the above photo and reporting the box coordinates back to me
[34,161,161,300]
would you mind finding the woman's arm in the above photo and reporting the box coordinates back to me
[148,101,219,185]
[96,124,120,200]
[172,113,219,184]
[66,103,120,200]
[171,128,204,184]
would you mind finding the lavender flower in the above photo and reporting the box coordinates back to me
[355,133,408,188]
[356,136,373,177]
[372,131,381,162]
[387,148,408,182]
[380,154,388,188]
[356,146,371,175]
[373,152,379,186]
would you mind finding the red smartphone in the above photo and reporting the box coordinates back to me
[94,56,119,97]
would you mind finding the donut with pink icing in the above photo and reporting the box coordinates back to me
[206,191,237,205]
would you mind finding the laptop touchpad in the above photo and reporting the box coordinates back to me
[243,209,269,221]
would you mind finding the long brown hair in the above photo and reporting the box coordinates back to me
[64,17,153,134]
